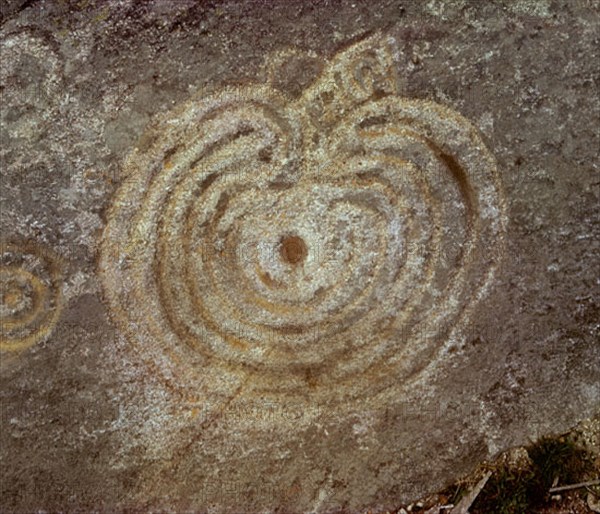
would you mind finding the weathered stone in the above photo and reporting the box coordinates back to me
[1,1,598,512]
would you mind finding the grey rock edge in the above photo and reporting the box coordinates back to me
[1,1,598,512]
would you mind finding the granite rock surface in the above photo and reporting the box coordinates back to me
[1,1,598,512]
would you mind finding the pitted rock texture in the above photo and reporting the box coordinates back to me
[0,1,598,513]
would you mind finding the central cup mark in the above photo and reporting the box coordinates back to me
[279,235,308,266]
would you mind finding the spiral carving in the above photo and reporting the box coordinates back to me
[100,35,506,404]
[0,241,63,351]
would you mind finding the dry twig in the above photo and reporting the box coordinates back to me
[549,479,600,493]
[450,471,492,514]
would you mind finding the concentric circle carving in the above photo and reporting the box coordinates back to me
[0,241,63,351]
[100,35,506,405]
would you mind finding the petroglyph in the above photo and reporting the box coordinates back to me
[99,34,506,409]
[0,241,63,351]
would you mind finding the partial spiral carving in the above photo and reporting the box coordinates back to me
[100,35,506,404]
[0,28,63,142]
[0,241,63,351]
